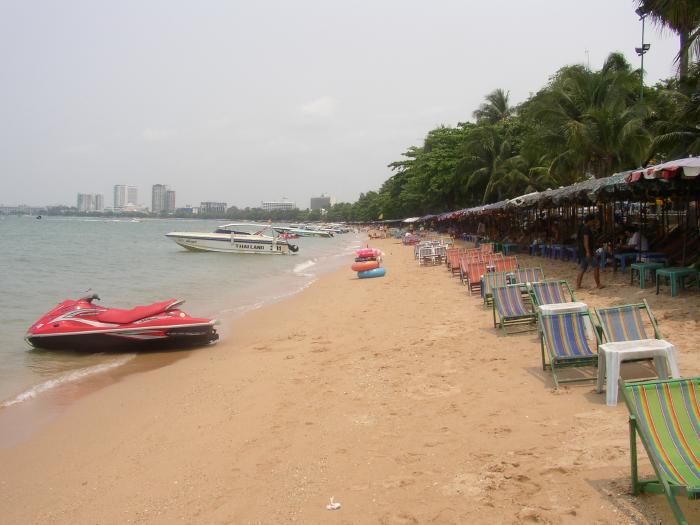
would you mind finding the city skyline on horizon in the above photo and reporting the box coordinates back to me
[5,183,336,211]
[0,2,681,211]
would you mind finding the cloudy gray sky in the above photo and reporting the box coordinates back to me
[0,0,680,209]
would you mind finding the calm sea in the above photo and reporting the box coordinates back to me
[0,216,361,408]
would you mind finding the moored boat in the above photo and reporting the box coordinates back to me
[166,223,299,254]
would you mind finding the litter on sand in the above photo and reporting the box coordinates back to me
[326,497,342,510]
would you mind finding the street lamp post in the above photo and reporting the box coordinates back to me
[635,9,651,100]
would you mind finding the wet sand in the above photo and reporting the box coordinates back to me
[1,238,699,524]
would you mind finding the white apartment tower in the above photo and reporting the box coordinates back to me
[77,193,105,212]
[114,185,138,209]
[165,190,176,212]
[152,184,167,214]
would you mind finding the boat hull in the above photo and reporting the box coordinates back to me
[166,232,296,254]
[26,325,219,352]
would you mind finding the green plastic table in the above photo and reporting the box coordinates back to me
[630,262,664,289]
[655,267,700,297]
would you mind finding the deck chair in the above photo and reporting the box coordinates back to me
[446,249,460,273]
[466,261,488,295]
[514,267,545,285]
[458,254,478,284]
[530,280,576,307]
[594,299,662,342]
[620,377,700,524]
[492,255,513,273]
[482,271,511,307]
[539,310,599,388]
[418,246,436,266]
[434,245,447,264]
[492,284,537,333]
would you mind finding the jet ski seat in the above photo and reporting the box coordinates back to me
[95,299,182,324]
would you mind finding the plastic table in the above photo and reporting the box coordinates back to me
[596,339,680,406]
[550,244,564,260]
[656,267,700,297]
[563,246,578,262]
[640,252,668,264]
[630,262,664,289]
[613,252,639,273]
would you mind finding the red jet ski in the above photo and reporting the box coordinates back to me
[26,293,218,351]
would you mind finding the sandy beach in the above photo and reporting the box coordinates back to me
[2,237,699,524]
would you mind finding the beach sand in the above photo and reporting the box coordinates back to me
[2,238,699,524]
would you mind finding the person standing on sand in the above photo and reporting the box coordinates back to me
[576,213,604,290]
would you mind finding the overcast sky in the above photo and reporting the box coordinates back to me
[0,0,681,209]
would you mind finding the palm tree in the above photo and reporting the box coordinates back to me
[650,62,700,157]
[526,53,651,179]
[635,0,700,80]
[472,89,513,124]
[461,124,517,203]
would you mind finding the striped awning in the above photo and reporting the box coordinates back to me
[627,157,700,182]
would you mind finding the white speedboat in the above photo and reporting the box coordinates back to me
[166,224,299,254]
[283,225,333,238]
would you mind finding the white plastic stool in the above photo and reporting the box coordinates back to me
[596,339,680,406]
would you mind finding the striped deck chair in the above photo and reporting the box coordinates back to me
[620,377,700,524]
[530,280,576,307]
[539,311,599,388]
[492,284,537,333]
[486,252,504,265]
[459,254,480,284]
[458,254,481,284]
[446,249,461,274]
[515,267,545,285]
[466,261,488,295]
[595,299,662,342]
[493,255,518,274]
[482,271,511,307]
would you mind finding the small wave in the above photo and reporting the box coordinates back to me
[1,355,135,408]
[293,259,317,274]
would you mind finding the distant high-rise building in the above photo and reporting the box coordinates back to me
[152,184,167,214]
[127,186,137,206]
[77,193,94,212]
[77,193,104,212]
[310,194,335,210]
[113,185,127,209]
[165,190,176,212]
[114,185,138,210]
[261,199,297,211]
[200,201,227,214]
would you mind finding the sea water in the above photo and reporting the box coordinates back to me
[0,216,361,408]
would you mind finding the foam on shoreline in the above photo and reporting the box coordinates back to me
[1,355,135,409]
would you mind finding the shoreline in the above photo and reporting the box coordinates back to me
[2,238,699,523]
[0,234,361,448]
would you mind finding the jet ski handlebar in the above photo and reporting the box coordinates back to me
[79,292,101,303]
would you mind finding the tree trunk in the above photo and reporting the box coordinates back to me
[679,31,689,81]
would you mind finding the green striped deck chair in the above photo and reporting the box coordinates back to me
[482,271,511,307]
[515,267,545,285]
[530,280,576,307]
[492,284,537,334]
[595,299,662,342]
[621,377,700,524]
[539,311,599,388]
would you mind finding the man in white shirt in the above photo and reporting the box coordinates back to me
[624,229,649,251]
